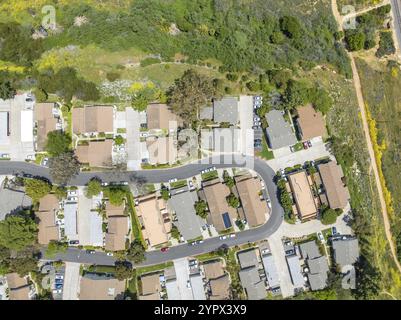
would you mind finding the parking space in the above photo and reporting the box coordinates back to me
[238,95,254,156]
[173,258,194,300]
[62,262,81,300]
[125,108,143,170]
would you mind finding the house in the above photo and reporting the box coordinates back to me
[139,273,161,300]
[34,102,60,151]
[332,237,359,268]
[238,267,266,300]
[286,255,304,288]
[105,202,125,217]
[261,254,280,289]
[76,140,113,167]
[213,97,239,125]
[296,104,327,140]
[105,215,129,251]
[265,110,297,150]
[202,179,237,232]
[136,193,171,247]
[79,274,125,300]
[36,194,59,245]
[209,274,231,300]
[203,260,225,280]
[288,171,317,221]
[165,278,181,300]
[235,175,269,227]
[6,273,33,300]
[168,187,203,241]
[146,136,177,165]
[72,106,114,135]
[237,249,259,269]
[317,161,350,210]
[146,104,182,131]
[300,241,329,291]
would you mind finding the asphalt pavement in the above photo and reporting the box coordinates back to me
[1,155,284,267]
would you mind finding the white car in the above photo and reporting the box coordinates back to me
[67,196,78,202]
[266,199,272,209]
[229,234,236,238]
[317,232,325,243]
[26,155,35,160]
[101,182,109,187]
[55,275,64,280]
[169,178,178,183]
[52,289,62,294]
[106,252,114,257]
[120,181,129,186]
[68,190,77,196]
[219,236,227,240]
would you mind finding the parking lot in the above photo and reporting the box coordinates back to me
[62,262,81,300]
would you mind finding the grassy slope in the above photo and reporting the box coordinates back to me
[302,66,401,298]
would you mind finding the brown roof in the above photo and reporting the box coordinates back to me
[297,104,327,140]
[36,211,59,244]
[76,140,113,167]
[235,176,268,227]
[39,194,59,212]
[146,136,177,165]
[203,180,237,232]
[318,162,350,209]
[6,273,28,289]
[136,194,169,247]
[203,260,225,280]
[105,202,125,217]
[9,286,31,300]
[146,104,182,130]
[79,276,125,300]
[288,171,317,220]
[105,216,129,251]
[140,273,161,296]
[34,103,58,151]
[72,106,114,134]
[209,274,230,300]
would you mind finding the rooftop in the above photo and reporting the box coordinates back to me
[238,267,266,300]
[0,187,32,221]
[79,274,125,300]
[213,97,238,125]
[105,216,129,251]
[209,274,231,300]
[72,106,114,134]
[203,260,225,280]
[146,136,177,165]
[286,255,304,288]
[288,171,317,220]
[140,273,161,296]
[332,237,359,268]
[146,103,182,130]
[235,175,268,227]
[34,102,58,151]
[299,241,321,260]
[237,249,259,269]
[76,140,113,167]
[296,104,327,140]
[168,188,203,241]
[261,254,280,289]
[265,110,297,150]
[318,161,350,209]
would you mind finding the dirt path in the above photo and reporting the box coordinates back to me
[331,0,401,273]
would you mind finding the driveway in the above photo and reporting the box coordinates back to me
[125,108,142,170]
[62,262,81,300]
[173,258,193,300]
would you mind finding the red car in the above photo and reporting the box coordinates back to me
[303,142,309,149]
[161,247,169,253]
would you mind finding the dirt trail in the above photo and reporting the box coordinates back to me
[331,0,401,273]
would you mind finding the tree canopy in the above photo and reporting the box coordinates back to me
[86,178,102,198]
[49,152,81,185]
[126,240,145,264]
[103,187,126,206]
[0,80,16,100]
[168,69,218,124]
[45,131,72,157]
[0,215,38,251]
[194,200,208,219]
[24,178,52,202]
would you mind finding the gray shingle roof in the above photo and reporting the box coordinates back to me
[299,241,321,259]
[307,256,329,291]
[237,249,259,269]
[213,97,238,124]
[286,255,304,288]
[0,188,32,220]
[261,254,280,288]
[238,267,266,300]
[332,237,359,267]
[168,187,203,241]
[265,110,297,149]
[200,106,213,120]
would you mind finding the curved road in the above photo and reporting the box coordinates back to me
[0,155,284,266]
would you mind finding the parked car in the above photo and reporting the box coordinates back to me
[188,180,195,190]
[55,275,64,280]
[101,182,109,187]
[42,157,49,166]
[52,289,62,294]
[317,232,325,243]
[161,247,169,253]
[169,178,178,183]
[55,284,63,289]
[68,190,77,196]
[55,279,63,285]
[219,235,227,240]
[266,199,272,209]
[86,250,95,254]
[229,234,236,238]
[186,280,191,289]
[69,240,79,245]
[307,140,312,148]
[303,142,309,149]
[332,227,338,235]
[106,252,114,256]
[290,146,295,153]
[68,196,78,202]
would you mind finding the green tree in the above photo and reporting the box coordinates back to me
[194,200,208,219]
[345,32,366,51]
[160,186,170,201]
[279,16,302,39]
[126,240,145,264]
[168,69,218,123]
[0,215,38,251]
[171,225,181,240]
[0,80,16,100]
[321,207,338,225]
[226,193,240,208]
[104,187,126,206]
[9,256,38,276]
[49,152,80,185]
[24,178,52,202]
[223,171,235,189]
[114,135,124,146]
[45,240,68,258]
[114,261,133,280]
[53,186,67,200]
[45,131,71,157]
[86,178,102,198]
